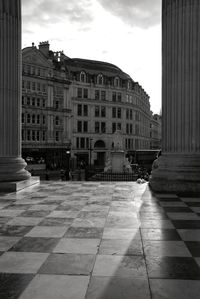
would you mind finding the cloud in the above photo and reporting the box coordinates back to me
[22,0,94,27]
[97,0,161,28]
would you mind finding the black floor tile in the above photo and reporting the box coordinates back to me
[38,217,72,226]
[20,210,50,217]
[162,207,193,213]
[0,225,33,236]
[172,220,200,229]
[146,256,200,279]
[9,237,59,253]
[0,273,34,299]
[39,253,96,275]
[185,242,200,257]
[64,227,103,238]
[186,202,200,207]
[141,229,181,240]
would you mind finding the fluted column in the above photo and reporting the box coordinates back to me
[150,0,200,193]
[0,0,30,182]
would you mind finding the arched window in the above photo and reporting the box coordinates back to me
[80,71,86,83]
[97,74,103,85]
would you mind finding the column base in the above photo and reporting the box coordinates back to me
[149,154,200,194]
[0,157,31,182]
[0,176,40,193]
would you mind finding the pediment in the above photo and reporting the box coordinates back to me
[22,48,53,68]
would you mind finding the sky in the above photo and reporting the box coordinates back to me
[21,0,161,114]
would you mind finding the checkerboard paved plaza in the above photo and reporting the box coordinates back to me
[0,181,200,298]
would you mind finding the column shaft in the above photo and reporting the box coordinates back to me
[0,0,30,182]
[150,0,200,193]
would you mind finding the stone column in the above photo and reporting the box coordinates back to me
[150,0,200,193]
[0,0,30,182]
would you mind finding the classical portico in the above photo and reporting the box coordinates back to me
[150,0,200,193]
[0,0,38,191]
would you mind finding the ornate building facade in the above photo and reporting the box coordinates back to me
[22,42,153,169]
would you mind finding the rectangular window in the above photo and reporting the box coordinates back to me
[83,88,88,99]
[27,114,31,124]
[101,90,106,101]
[32,82,36,91]
[130,109,133,120]
[80,138,85,148]
[112,107,116,118]
[130,124,133,134]
[43,115,45,125]
[117,93,122,102]
[27,130,31,141]
[42,131,46,141]
[77,104,82,116]
[95,122,100,133]
[42,99,45,107]
[117,107,121,118]
[55,131,59,141]
[86,138,89,149]
[112,92,116,102]
[37,98,40,107]
[37,68,41,76]
[126,123,129,134]
[83,105,88,116]
[77,88,82,98]
[32,130,35,141]
[95,90,100,100]
[37,115,40,124]
[36,131,40,141]
[55,101,59,109]
[32,115,35,124]
[126,109,129,119]
[37,83,41,91]
[83,121,88,132]
[95,106,100,117]
[22,80,25,89]
[112,123,116,133]
[76,137,79,149]
[22,96,25,105]
[32,98,35,106]
[101,106,106,117]
[101,122,106,133]
[117,123,121,130]
[77,121,82,132]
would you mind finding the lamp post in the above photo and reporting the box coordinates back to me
[89,138,93,169]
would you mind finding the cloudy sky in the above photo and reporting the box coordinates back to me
[22,0,161,114]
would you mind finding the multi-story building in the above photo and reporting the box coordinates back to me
[22,42,71,169]
[22,42,152,169]
[150,114,162,149]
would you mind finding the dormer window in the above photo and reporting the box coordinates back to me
[97,74,103,85]
[80,71,86,83]
[114,77,120,87]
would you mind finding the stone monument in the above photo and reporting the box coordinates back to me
[150,0,200,193]
[104,130,131,173]
[0,0,39,192]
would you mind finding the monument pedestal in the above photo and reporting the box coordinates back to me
[111,151,125,172]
